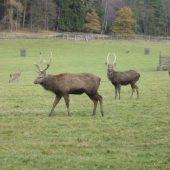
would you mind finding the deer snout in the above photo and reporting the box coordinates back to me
[108,68,112,72]
[34,80,38,84]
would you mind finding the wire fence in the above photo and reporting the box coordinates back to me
[0,32,170,42]
[0,32,63,39]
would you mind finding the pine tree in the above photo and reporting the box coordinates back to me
[164,0,170,36]
[58,0,85,31]
[93,0,104,26]
[82,0,93,13]
[84,9,101,33]
[155,0,167,36]
[146,12,156,35]
[31,0,57,32]
[144,0,167,36]
[110,6,135,35]
[130,0,144,33]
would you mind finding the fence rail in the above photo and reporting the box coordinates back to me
[0,32,170,42]
[159,51,170,70]
[0,32,63,39]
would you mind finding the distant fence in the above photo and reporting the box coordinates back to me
[0,32,170,42]
[0,32,63,39]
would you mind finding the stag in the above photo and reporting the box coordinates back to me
[105,53,140,99]
[9,70,23,83]
[34,51,104,117]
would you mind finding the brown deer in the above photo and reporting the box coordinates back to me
[34,51,104,117]
[9,70,23,83]
[105,53,140,100]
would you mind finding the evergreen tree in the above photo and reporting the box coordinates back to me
[58,0,85,31]
[93,0,104,26]
[146,11,156,35]
[31,0,57,32]
[110,6,135,35]
[145,0,167,36]
[155,0,167,36]
[164,0,170,36]
[130,0,144,33]
[84,9,101,33]
[83,0,93,13]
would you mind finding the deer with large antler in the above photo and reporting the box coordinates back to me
[105,53,140,100]
[34,50,104,117]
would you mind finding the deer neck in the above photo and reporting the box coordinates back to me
[40,75,56,93]
[107,69,116,81]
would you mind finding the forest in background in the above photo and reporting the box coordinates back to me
[0,0,170,36]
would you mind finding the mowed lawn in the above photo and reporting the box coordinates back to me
[0,39,170,170]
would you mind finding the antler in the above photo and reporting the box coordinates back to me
[107,53,110,63]
[43,50,52,72]
[34,53,43,73]
[113,53,116,64]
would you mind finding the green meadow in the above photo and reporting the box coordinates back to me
[0,39,170,170]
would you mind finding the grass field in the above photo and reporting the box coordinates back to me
[0,39,170,170]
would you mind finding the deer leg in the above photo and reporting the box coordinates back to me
[115,86,118,100]
[49,95,62,116]
[87,94,98,116]
[130,84,135,99]
[63,94,71,116]
[118,84,121,100]
[92,98,98,116]
[97,93,104,116]
[134,85,139,99]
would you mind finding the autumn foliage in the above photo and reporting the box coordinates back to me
[110,6,135,35]
[84,10,101,32]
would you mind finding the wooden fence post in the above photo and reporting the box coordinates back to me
[159,51,161,66]
[157,51,163,71]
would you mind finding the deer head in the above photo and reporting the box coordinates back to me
[105,53,117,73]
[20,70,23,74]
[34,50,52,84]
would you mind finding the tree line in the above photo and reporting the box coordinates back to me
[0,0,169,36]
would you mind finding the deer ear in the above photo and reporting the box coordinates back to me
[113,63,116,67]
[105,63,108,67]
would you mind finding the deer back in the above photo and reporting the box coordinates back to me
[108,70,140,85]
[40,73,101,95]
[10,70,23,78]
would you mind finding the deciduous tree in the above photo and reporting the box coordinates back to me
[84,9,101,33]
[3,0,23,32]
[110,6,135,35]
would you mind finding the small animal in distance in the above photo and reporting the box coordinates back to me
[9,70,23,83]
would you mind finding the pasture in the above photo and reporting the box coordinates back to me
[0,39,170,170]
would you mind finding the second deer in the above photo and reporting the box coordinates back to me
[9,70,23,83]
[105,53,140,99]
